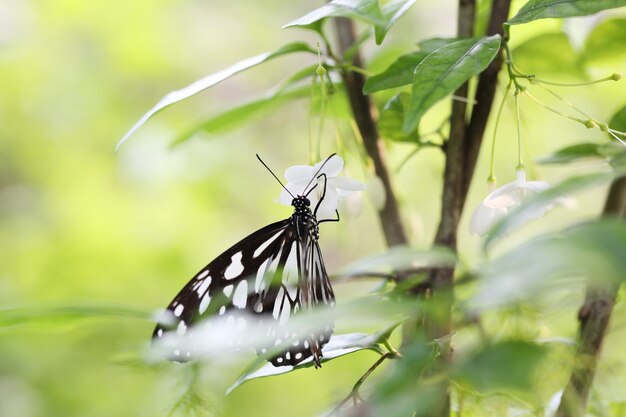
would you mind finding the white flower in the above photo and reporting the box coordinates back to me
[469,170,575,237]
[279,155,365,219]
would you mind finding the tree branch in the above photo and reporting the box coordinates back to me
[417,2,511,416]
[462,0,512,195]
[333,18,408,247]
[555,176,626,417]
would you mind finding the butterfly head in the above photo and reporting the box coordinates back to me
[292,196,311,209]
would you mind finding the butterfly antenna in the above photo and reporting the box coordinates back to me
[256,154,295,199]
[302,153,337,196]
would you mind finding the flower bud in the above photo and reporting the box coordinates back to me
[366,176,386,211]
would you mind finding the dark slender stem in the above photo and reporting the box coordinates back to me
[435,0,477,249]
[415,2,511,416]
[330,352,398,415]
[555,176,626,417]
[333,18,408,247]
[462,0,512,194]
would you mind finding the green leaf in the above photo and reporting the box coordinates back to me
[403,35,501,133]
[508,0,626,25]
[610,104,626,135]
[364,38,456,94]
[454,341,548,392]
[474,219,626,308]
[364,51,429,94]
[375,0,419,45]
[0,303,153,328]
[536,142,604,164]
[537,141,626,165]
[171,85,311,146]
[584,19,626,65]
[339,245,457,276]
[512,33,585,78]
[226,333,383,394]
[417,37,458,52]
[283,0,385,31]
[115,42,316,151]
[485,172,619,249]
[379,92,421,142]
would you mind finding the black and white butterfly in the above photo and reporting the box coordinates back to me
[153,154,340,368]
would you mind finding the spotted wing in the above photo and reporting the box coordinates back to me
[152,219,335,366]
[269,236,335,367]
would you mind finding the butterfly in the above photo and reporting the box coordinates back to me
[153,154,341,368]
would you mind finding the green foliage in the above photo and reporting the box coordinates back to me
[284,0,416,45]
[476,219,626,308]
[116,42,316,150]
[403,35,501,132]
[453,341,548,393]
[228,332,386,393]
[283,0,385,32]
[507,0,626,25]
[484,172,619,249]
[584,19,626,65]
[0,303,153,328]
[363,38,455,94]
[610,104,626,135]
[375,0,419,45]
[512,33,585,78]
[340,245,457,275]
[172,85,311,146]
[379,92,422,142]
[537,142,625,164]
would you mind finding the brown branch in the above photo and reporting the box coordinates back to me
[555,176,626,417]
[462,0,512,195]
[435,0,477,249]
[333,18,408,247]
[415,2,511,416]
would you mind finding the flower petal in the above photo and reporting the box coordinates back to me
[339,193,364,217]
[483,193,519,209]
[285,165,315,182]
[330,176,366,192]
[518,180,550,193]
[314,155,343,177]
[366,176,386,211]
[470,203,508,236]
[279,188,293,206]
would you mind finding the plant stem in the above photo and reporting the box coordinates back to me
[333,17,408,247]
[463,0,512,192]
[555,176,626,417]
[329,352,398,415]
[417,1,511,416]
[488,81,512,182]
[514,93,524,170]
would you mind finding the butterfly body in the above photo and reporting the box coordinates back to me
[153,195,335,368]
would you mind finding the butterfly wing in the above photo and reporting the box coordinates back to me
[269,235,335,367]
[153,218,335,366]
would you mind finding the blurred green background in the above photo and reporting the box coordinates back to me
[1,0,625,416]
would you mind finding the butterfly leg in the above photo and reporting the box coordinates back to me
[310,336,323,368]
[319,210,340,224]
[313,173,328,217]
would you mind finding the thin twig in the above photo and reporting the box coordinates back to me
[329,352,399,416]
[333,17,408,247]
